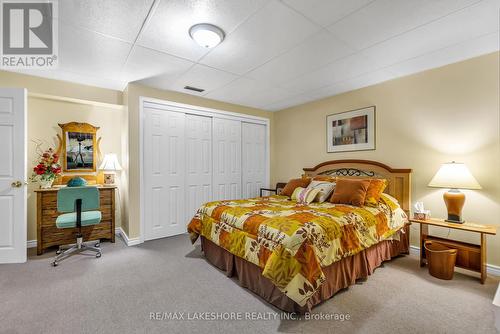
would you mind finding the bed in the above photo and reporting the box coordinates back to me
[187,160,412,312]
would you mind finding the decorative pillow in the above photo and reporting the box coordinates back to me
[380,193,401,211]
[281,178,311,197]
[306,180,336,203]
[364,179,388,207]
[291,187,321,204]
[330,179,371,206]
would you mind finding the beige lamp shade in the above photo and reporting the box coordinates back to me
[428,162,481,190]
[99,153,122,171]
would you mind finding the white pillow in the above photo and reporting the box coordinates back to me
[306,180,336,203]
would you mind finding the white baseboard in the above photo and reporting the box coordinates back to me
[27,228,131,249]
[409,245,500,277]
[116,227,141,246]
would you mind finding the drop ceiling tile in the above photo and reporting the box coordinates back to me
[358,0,500,70]
[166,64,239,96]
[387,31,499,77]
[200,0,321,75]
[328,0,479,50]
[138,0,268,61]
[204,76,289,108]
[279,53,379,94]
[56,23,132,80]
[123,46,194,83]
[282,0,373,27]
[59,0,154,42]
[246,30,355,85]
[265,92,318,111]
[326,69,397,94]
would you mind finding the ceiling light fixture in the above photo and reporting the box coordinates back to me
[189,23,225,48]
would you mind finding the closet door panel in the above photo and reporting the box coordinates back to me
[144,109,186,240]
[242,122,267,198]
[185,114,212,220]
[213,118,241,201]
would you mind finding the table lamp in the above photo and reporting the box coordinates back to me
[99,153,122,185]
[428,161,481,224]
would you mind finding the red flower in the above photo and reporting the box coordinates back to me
[42,152,50,159]
[51,166,61,174]
[34,164,46,175]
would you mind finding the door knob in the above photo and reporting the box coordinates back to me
[11,181,23,188]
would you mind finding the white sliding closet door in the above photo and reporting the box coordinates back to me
[185,114,212,220]
[144,108,186,240]
[242,122,267,198]
[213,118,241,201]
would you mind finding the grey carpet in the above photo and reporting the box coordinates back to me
[1,235,499,334]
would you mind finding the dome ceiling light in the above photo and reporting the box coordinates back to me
[189,23,225,48]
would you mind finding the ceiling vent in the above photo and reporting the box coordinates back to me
[184,85,205,93]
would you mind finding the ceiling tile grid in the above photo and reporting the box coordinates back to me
[199,0,322,74]
[6,0,499,111]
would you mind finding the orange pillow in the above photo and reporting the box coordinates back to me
[330,179,371,206]
[365,179,388,207]
[312,175,336,182]
[281,178,311,197]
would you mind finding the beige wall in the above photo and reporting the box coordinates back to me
[272,52,500,267]
[123,83,274,238]
[0,70,122,105]
[26,97,125,240]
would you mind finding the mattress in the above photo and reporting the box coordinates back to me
[187,194,408,307]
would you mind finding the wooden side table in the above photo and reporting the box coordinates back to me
[410,218,497,284]
[35,185,116,255]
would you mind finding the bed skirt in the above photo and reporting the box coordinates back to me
[200,224,410,313]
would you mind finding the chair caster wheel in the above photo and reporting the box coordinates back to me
[95,243,100,248]
[96,252,101,258]
[56,250,61,255]
[52,261,58,267]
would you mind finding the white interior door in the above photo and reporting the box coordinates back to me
[185,114,212,220]
[242,122,267,198]
[213,118,241,201]
[0,88,27,263]
[144,108,186,240]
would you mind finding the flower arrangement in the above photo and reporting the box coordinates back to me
[30,147,62,188]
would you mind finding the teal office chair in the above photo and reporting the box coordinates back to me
[52,186,102,266]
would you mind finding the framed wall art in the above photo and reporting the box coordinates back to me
[57,122,101,173]
[326,106,375,153]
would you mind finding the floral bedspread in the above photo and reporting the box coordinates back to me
[187,195,407,306]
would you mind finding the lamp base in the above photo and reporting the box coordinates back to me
[445,218,465,224]
[443,190,465,224]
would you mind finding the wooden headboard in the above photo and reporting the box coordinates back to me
[303,159,412,213]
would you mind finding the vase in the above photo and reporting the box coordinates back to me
[39,179,54,189]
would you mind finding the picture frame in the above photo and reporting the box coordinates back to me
[56,122,101,173]
[326,106,375,153]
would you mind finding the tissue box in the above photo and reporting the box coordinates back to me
[413,212,430,220]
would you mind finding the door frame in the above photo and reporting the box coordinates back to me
[139,97,270,243]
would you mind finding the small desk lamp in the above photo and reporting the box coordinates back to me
[428,161,481,223]
[99,153,122,185]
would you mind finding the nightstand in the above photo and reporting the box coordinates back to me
[410,218,497,284]
[259,182,286,197]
